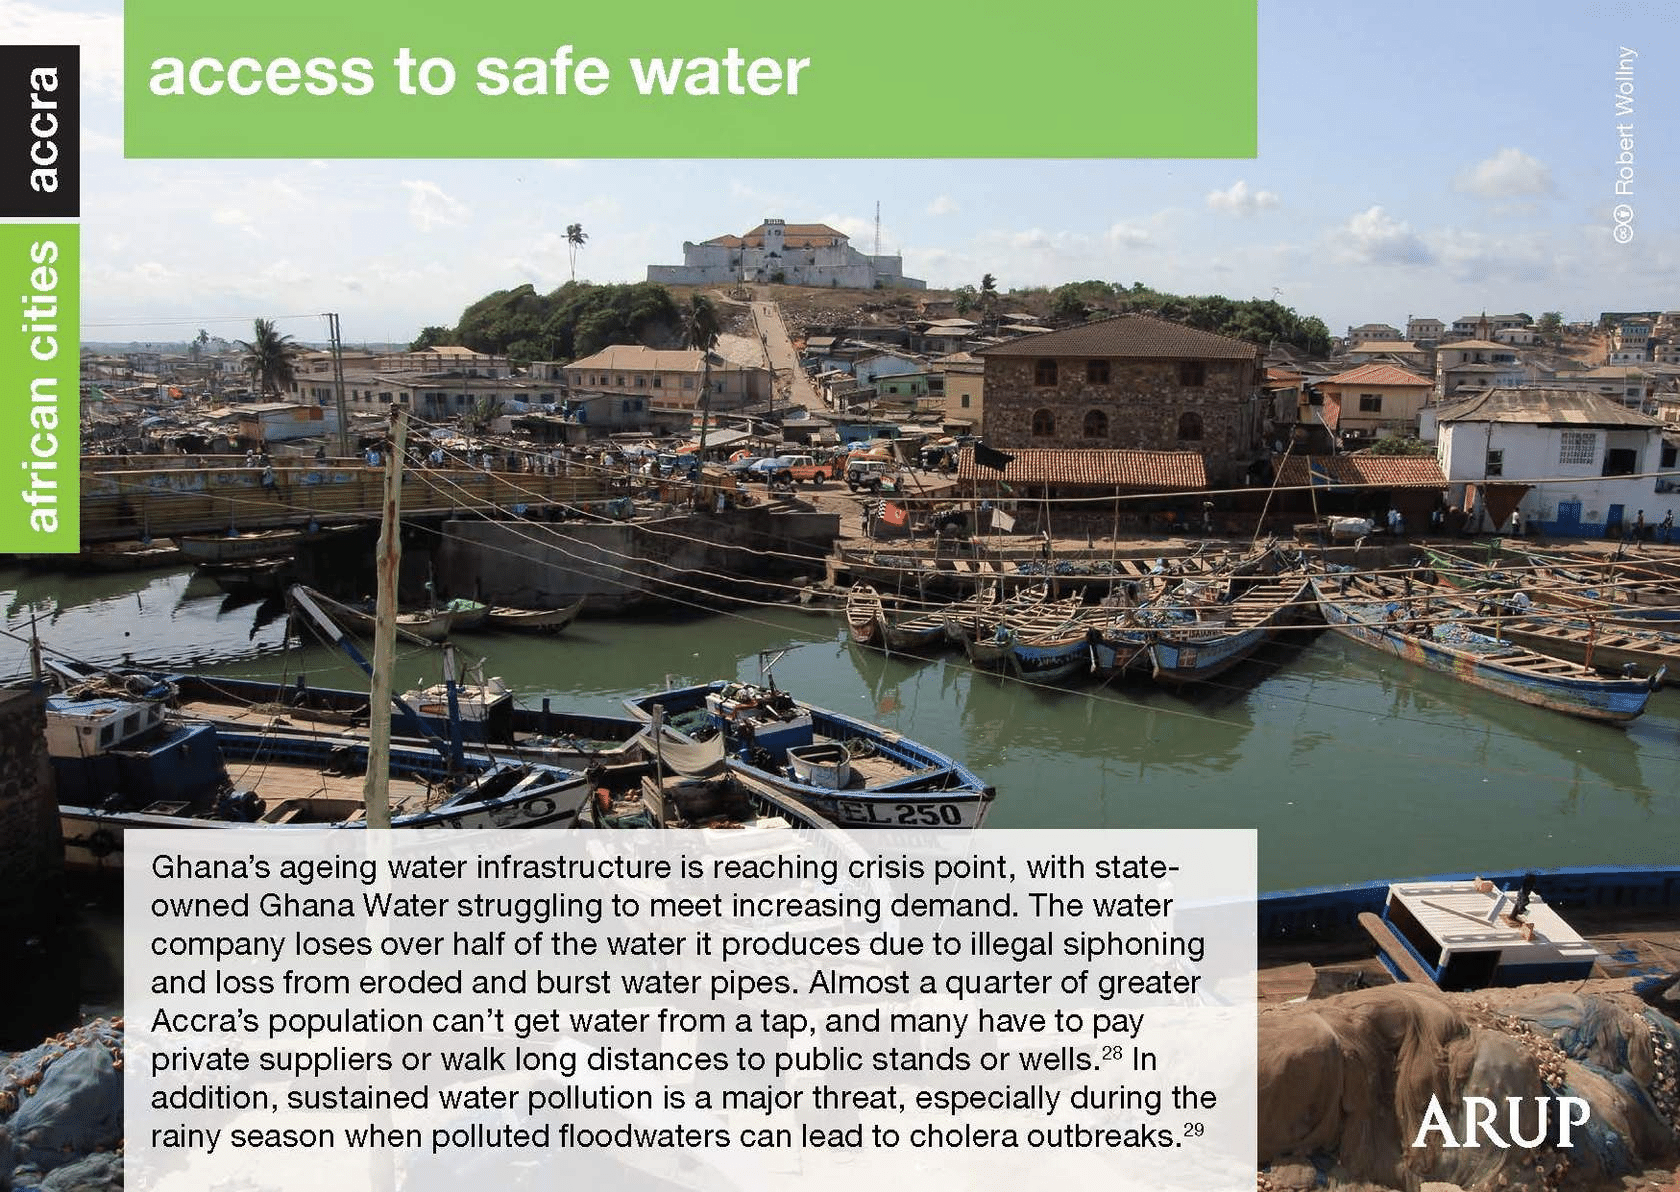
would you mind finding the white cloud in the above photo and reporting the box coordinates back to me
[401,180,470,231]
[1104,222,1152,247]
[927,195,959,217]
[1456,148,1555,199]
[0,3,123,96]
[1333,206,1433,266]
[211,208,258,236]
[1206,180,1279,216]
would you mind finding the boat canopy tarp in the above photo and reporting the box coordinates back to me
[633,726,727,777]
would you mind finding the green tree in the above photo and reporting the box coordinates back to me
[1537,311,1564,344]
[566,223,588,282]
[409,325,455,351]
[951,285,977,315]
[1366,435,1433,457]
[238,317,300,396]
[1051,288,1088,322]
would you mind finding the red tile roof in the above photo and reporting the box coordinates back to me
[1275,455,1446,488]
[958,448,1207,490]
[975,314,1260,360]
[1320,363,1433,388]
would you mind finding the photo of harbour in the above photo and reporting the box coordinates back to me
[4,0,1680,1188]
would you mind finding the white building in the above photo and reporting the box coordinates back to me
[1436,387,1665,536]
[648,218,925,289]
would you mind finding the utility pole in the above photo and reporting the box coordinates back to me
[325,312,351,457]
[363,403,408,830]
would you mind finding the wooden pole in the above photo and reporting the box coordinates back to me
[364,404,408,829]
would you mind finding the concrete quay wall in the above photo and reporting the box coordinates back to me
[435,509,840,610]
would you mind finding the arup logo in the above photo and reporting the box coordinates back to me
[1411,1095,1590,1149]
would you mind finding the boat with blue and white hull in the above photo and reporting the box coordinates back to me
[1148,573,1314,685]
[623,679,994,828]
[1310,571,1661,723]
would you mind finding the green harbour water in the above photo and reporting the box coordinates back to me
[4,562,1677,893]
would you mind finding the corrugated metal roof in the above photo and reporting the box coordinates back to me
[957,447,1207,489]
[975,314,1259,360]
[1435,387,1663,428]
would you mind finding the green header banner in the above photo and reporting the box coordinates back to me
[0,224,78,553]
[124,0,1257,158]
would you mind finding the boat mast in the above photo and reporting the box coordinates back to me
[365,404,409,829]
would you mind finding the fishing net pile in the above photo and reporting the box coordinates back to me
[2,1018,123,1191]
[1259,984,1680,1191]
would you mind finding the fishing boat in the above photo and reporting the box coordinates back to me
[20,540,185,572]
[1005,614,1101,684]
[45,675,589,874]
[1424,545,1680,624]
[622,679,995,828]
[1519,552,1680,612]
[1457,613,1680,680]
[1257,863,1680,1004]
[877,587,998,653]
[290,584,489,643]
[582,761,834,831]
[844,583,885,647]
[1148,573,1315,685]
[943,582,1046,645]
[1310,571,1661,723]
[961,593,1083,671]
[174,525,357,564]
[485,598,584,634]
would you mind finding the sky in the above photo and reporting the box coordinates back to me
[8,0,1678,345]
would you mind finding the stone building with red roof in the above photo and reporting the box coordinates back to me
[647,217,924,289]
[974,314,1265,486]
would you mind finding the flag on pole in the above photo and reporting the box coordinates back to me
[880,502,908,528]
[991,508,1016,533]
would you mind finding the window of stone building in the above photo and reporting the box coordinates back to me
[1179,361,1206,387]
[1031,409,1056,437]
[1358,394,1383,413]
[1034,359,1058,386]
[682,377,695,389]
[1086,360,1110,384]
[652,377,662,388]
[960,395,971,408]
[1083,409,1108,438]
[1177,411,1203,440]
[636,377,647,388]
[1485,449,1503,476]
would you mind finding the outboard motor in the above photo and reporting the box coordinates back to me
[216,789,266,822]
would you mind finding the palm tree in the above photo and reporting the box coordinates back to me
[681,294,721,353]
[979,273,999,332]
[682,295,722,458]
[238,318,300,396]
[566,223,588,282]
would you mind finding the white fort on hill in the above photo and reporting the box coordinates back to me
[648,218,925,289]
